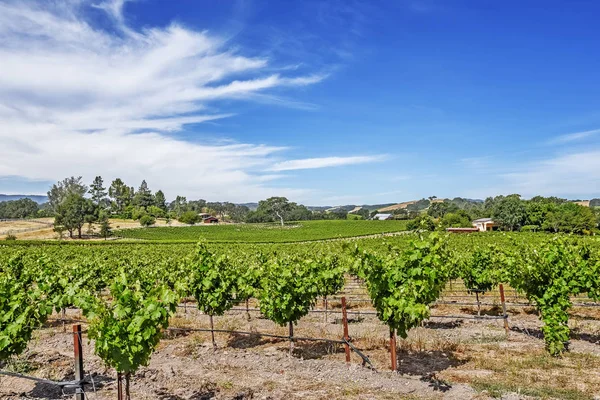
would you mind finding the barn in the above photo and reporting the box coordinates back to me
[372,213,393,221]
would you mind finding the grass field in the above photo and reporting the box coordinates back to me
[114,219,409,242]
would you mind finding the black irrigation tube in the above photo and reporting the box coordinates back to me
[0,370,86,389]
[178,305,506,320]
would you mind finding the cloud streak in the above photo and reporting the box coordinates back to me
[0,0,377,202]
[268,156,386,172]
[547,129,600,145]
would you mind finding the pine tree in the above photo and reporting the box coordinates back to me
[154,190,167,212]
[89,176,107,206]
[133,181,154,209]
[99,211,112,240]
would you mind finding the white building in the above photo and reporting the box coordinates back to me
[472,217,495,232]
[372,213,393,220]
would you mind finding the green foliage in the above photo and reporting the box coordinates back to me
[147,205,165,218]
[89,176,107,206]
[493,194,527,231]
[99,211,112,239]
[0,255,52,360]
[54,193,97,238]
[439,210,472,229]
[406,214,435,231]
[133,180,154,208]
[78,271,177,374]
[507,239,600,355]
[178,210,200,225]
[188,242,238,316]
[352,233,450,338]
[139,214,156,227]
[257,255,320,326]
[315,255,346,297]
[256,197,293,226]
[459,246,505,294]
[116,220,409,242]
[0,198,40,219]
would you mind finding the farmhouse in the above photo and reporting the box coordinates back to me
[472,217,495,232]
[372,213,393,221]
[203,216,219,224]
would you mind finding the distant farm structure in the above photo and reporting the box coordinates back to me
[372,213,393,221]
[472,217,495,232]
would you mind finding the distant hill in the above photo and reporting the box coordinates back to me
[236,202,258,211]
[308,203,396,213]
[0,194,48,204]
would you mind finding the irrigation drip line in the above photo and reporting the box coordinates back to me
[0,370,86,389]
[165,327,375,370]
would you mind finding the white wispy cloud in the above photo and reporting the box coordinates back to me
[547,129,600,145]
[0,0,375,202]
[462,149,600,199]
[267,156,386,172]
[499,150,600,197]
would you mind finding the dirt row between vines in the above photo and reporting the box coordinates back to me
[2,296,600,400]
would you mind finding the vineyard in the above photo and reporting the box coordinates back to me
[2,230,600,399]
[113,219,410,242]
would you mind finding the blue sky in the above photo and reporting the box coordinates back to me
[1,0,599,204]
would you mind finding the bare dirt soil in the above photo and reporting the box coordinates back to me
[2,293,600,400]
[0,218,189,240]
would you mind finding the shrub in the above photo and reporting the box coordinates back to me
[4,231,17,241]
[139,215,156,227]
[178,211,200,225]
[407,215,435,231]
[520,225,540,232]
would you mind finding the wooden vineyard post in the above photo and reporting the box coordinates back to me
[499,284,509,336]
[324,296,328,323]
[246,299,251,321]
[72,324,84,400]
[289,321,294,356]
[209,314,216,350]
[475,291,481,316]
[341,297,351,364]
[389,328,397,372]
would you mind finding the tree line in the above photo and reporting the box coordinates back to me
[391,195,600,234]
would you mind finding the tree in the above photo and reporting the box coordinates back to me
[54,194,96,238]
[170,195,188,217]
[154,190,167,212]
[354,208,370,220]
[406,214,435,231]
[98,211,112,239]
[178,210,200,225]
[229,205,250,223]
[108,178,132,213]
[439,210,472,228]
[493,194,527,231]
[133,180,154,209]
[257,197,293,226]
[0,198,39,219]
[139,214,156,227]
[47,176,88,212]
[147,205,165,218]
[89,176,107,206]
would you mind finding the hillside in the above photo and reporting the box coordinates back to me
[0,194,48,204]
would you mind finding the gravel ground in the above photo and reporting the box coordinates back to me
[2,291,600,399]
